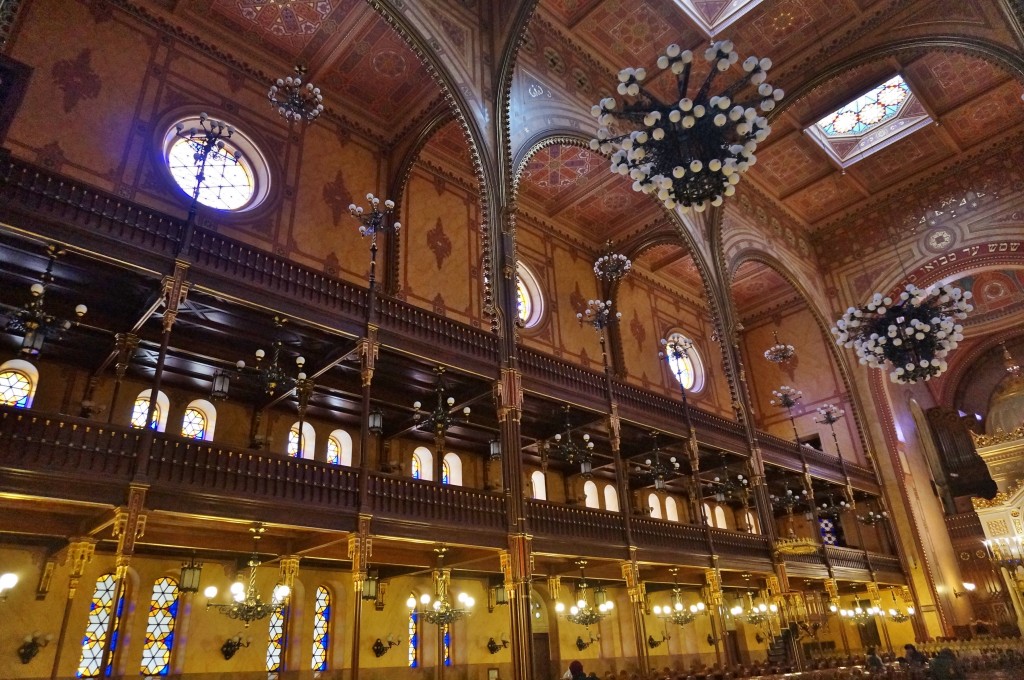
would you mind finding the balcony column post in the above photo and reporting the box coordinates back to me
[349,515,372,680]
[99,486,148,678]
[49,538,97,680]
[704,567,728,668]
[622,557,650,675]
[105,332,139,423]
[357,327,379,509]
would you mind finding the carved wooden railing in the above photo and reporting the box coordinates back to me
[825,545,871,571]
[631,516,710,554]
[0,409,139,479]
[757,431,879,492]
[868,553,905,580]
[708,528,773,560]
[188,230,368,318]
[376,297,500,364]
[148,437,359,508]
[0,158,182,255]
[525,500,626,545]
[367,474,506,529]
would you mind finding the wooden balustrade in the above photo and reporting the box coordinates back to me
[367,474,506,529]
[0,408,139,480]
[0,157,182,254]
[708,527,773,559]
[525,500,626,545]
[824,545,870,571]
[376,297,499,363]
[631,516,709,553]
[188,230,368,317]
[868,552,905,580]
[148,437,360,508]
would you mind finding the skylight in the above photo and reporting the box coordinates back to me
[805,74,933,168]
[674,0,765,36]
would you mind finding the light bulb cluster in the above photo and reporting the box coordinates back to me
[763,331,796,364]
[577,299,621,331]
[814,403,845,425]
[731,601,778,625]
[769,386,802,409]
[832,283,972,383]
[653,600,706,626]
[406,591,475,626]
[858,510,889,526]
[349,193,401,238]
[590,40,782,213]
[268,69,324,123]
[593,249,632,282]
[839,605,881,622]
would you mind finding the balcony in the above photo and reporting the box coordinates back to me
[0,406,900,580]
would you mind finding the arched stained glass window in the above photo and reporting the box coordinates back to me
[648,493,662,519]
[140,577,179,676]
[180,408,207,440]
[266,608,286,672]
[326,430,353,466]
[665,496,679,522]
[442,460,451,485]
[0,369,32,407]
[408,612,419,668]
[412,447,433,481]
[311,586,330,671]
[516,263,545,329]
[603,484,619,512]
[442,453,462,486]
[77,573,122,678]
[287,421,315,459]
[531,470,547,500]
[442,623,451,667]
[131,398,159,430]
[412,455,422,479]
[583,481,599,508]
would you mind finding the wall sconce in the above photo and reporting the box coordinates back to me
[487,636,509,654]
[17,632,52,664]
[647,633,669,648]
[0,572,18,600]
[372,635,401,657]
[576,633,598,651]
[489,439,502,460]
[179,554,202,594]
[368,409,384,435]
[954,582,976,598]
[706,633,721,647]
[220,634,251,660]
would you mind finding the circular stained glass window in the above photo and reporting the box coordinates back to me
[163,117,270,212]
[516,262,545,329]
[663,332,705,393]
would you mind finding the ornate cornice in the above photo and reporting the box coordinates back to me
[972,425,1024,449]
[972,477,1024,509]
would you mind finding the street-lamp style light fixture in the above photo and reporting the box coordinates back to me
[546,407,596,478]
[3,247,87,358]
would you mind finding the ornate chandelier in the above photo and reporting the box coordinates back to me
[555,560,613,626]
[593,242,632,282]
[268,66,324,123]
[730,593,778,626]
[590,40,782,213]
[832,283,972,383]
[705,468,749,503]
[817,494,851,520]
[577,299,620,331]
[4,247,87,357]
[412,367,470,437]
[235,317,305,396]
[839,604,880,624]
[203,525,290,627]
[652,570,706,626]
[858,509,889,526]
[407,547,474,626]
[763,331,796,364]
[631,434,682,491]
[546,407,595,477]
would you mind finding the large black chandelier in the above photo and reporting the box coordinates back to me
[268,65,324,123]
[546,406,596,477]
[202,525,290,627]
[704,466,749,503]
[555,560,613,626]
[235,317,305,396]
[631,434,682,491]
[3,247,87,357]
[412,367,470,437]
[590,40,782,213]
[832,283,972,384]
[652,569,706,626]
[593,242,633,282]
